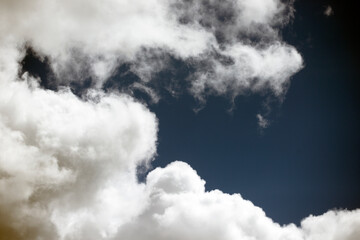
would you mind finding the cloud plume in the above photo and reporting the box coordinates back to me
[0,0,358,240]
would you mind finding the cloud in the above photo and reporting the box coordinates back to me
[0,0,302,101]
[0,44,157,238]
[257,113,269,128]
[0,79,358,240]
[324,5,334,17]
[116,162,360,240]
[0,0,357,240]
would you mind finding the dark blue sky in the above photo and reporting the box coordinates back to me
[149,0,360,225]
[21,0,360,226]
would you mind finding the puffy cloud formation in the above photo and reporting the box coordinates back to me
[115,162,360,240]
[0,0,302,100]
[0,0,358,240]
[0,54,359,239]
[0,44,157,239]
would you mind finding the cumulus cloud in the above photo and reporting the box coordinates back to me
[0,62,359,239]
[0,44,157,238]
[0,0,358,240]
[112,162,360,240]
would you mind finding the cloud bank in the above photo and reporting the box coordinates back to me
[0,0,358,240]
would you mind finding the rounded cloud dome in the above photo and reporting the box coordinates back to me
[146,161,206,194]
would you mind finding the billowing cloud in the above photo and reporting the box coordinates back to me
[0,44,157,238]
[115,162,360,240]
[0,0,358,240]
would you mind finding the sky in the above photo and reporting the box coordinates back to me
[151,0,360,225]
[0,0,359,240]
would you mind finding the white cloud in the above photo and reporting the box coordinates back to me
[191,42,302,102]
[301,210,360,240]
[0,62,359,239]
[114,162,360,240]
[0,0,302,100]
[0,1,357,240]
[0,44,157,238]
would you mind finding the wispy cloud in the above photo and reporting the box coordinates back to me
[324,5,334,16]
[257,113,270,128]
[0,0,302,101]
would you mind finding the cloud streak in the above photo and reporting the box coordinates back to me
[0,0,358,239]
